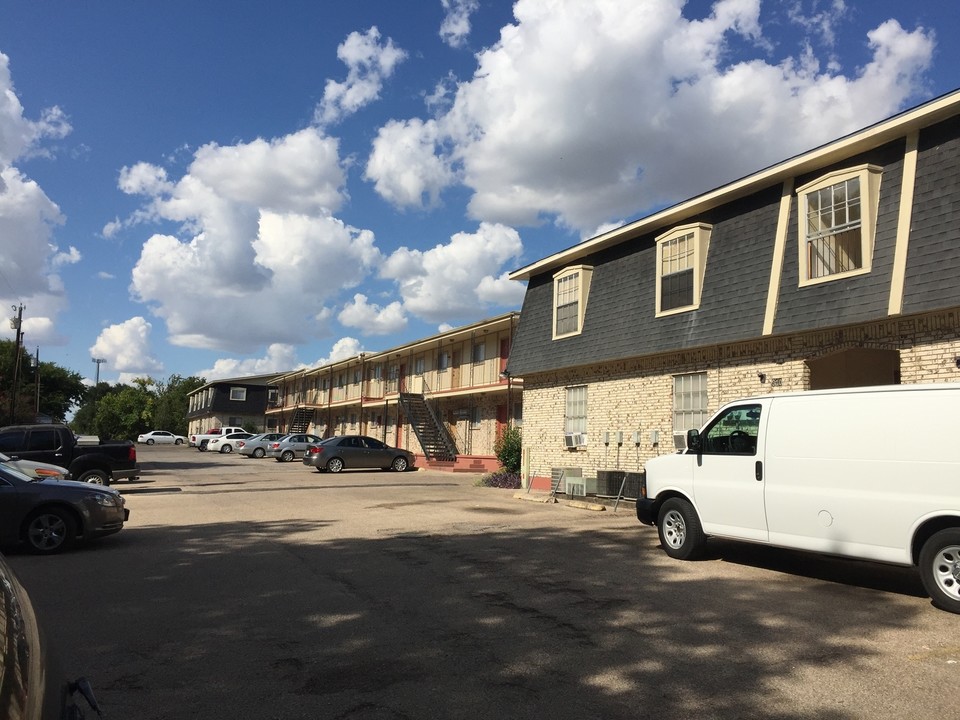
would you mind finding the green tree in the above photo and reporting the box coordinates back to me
[494,425,522,473]
[153,374,205,435]
[0,341,88,424]
[93,378,157,440]
[71,381,118,434]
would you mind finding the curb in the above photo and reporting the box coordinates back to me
[565,499,607,512]
[514,492,556,504]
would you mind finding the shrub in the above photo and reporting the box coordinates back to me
[476,469,522,489]
[494,425,522,473]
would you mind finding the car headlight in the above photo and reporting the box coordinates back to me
[90,493,121,507]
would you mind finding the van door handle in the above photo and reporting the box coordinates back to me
[755,461,763,481]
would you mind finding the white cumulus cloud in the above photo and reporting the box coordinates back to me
[315,27,408,126]
[380,222,524,323]
[89,317,164,377]
[440,0,479,48]
[197,343,300,381]
[338,293,408,335]
[366,0,935,236]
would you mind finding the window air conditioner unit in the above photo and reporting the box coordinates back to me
[564,433,577,449]
[574,433,587,447]
[673,433,687,451]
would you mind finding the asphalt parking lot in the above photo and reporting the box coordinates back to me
[6,444,960,719]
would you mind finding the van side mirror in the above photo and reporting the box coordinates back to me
[686,429,702,453]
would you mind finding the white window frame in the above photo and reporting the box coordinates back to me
[564,385,588,435]
[229,387,247,402]
[552,265,593,339]
[797,164,882,287]
[470,406,482,429]
[673,372,708,436]
[655,223,711,317]
[414,356,425,376]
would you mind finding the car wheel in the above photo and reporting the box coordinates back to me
[146,438,155,445]
[220,444,233,454]
[281,450,295,462]
[657,498,706,560]
[326,457,344,473]
[919,529,960,614]
[391,456,408,472]
[253,448,265,458]
[77,469,110,486]
[23,508,77,554]
[175,438,183,445]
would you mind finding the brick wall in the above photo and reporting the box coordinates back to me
[521,311,960,483]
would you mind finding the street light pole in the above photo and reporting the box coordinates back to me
[33,347,40,418]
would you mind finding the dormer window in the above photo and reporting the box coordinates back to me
[656,223,711,316]
[797,164,881,286]
[552,265,593,339]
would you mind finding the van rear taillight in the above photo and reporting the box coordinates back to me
[128,446,137,461]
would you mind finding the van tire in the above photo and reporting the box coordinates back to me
[919,529,960,614]
[657,498,706,560]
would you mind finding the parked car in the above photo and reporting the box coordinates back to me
[0,424,140,486]
[266,434,323,462]
[206,432,255,454]
[303,435,416,473]
[0,463,129,554]
[236,433,286,458]
[637,383,960,614]
[137,430,186,445]
[190,426,246,450]
[0,552,104,718]
[0,451,70,480]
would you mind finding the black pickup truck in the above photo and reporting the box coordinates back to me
[0,424,140,486]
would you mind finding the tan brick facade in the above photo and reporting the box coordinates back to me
[522,311,960,483]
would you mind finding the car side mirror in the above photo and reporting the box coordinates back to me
[686,429,702,454]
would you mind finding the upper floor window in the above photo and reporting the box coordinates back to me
[564,385,588,435]
[797,164,881,286]
[656,224,711,316]
[353,369,361,385]
[472,342,485,364]
[438,351,450,372]
[229,387,247,401]
[552,265,593,339]
[414,357,425,376]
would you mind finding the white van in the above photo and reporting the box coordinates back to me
[636,383,960,613]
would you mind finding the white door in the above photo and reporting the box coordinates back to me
[691,402,769,542]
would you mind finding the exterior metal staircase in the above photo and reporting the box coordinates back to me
[290,407,316,433]
[398,392,458,461]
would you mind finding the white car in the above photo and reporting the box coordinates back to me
[206,432,254,454]
[137,430,186,445]
[0,451,70,480]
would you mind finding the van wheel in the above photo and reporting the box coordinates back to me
[919,529,960,614]
[657,498,706,560]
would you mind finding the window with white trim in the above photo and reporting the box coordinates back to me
[673,373,708,435]
[564,385,587,434]
[797,164,881,285]
[414,357,425,376]
[656,224,711,316]
[552,265,593,339]
[229,387,247,401]
[470,406,481,429]
[438,351,449,372]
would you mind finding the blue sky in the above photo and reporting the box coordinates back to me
[0,0,957,385]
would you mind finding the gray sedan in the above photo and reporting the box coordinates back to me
[0,463,129,554]
[302,435,416,473]
[266,434,324,462]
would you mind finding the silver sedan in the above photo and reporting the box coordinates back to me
[266,434,323,462]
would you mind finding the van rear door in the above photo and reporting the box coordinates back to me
[692,401,770,542]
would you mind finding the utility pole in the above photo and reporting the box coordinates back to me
[9,303,24,424]
[91,357,106,430]
[33,347,40,418]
